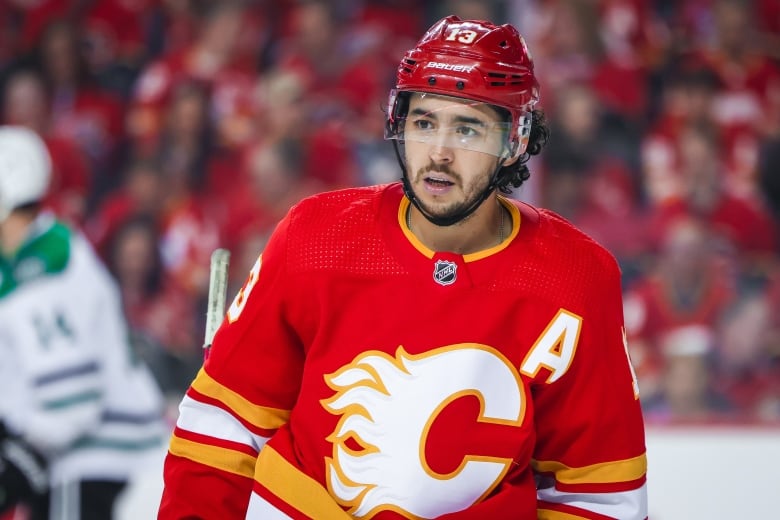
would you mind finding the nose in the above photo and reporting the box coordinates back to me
[429,142,454,164]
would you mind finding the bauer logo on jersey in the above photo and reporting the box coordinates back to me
[433,260,457,286]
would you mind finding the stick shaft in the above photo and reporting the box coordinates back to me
[204,248,231,350]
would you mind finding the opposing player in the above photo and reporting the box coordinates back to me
[0,126,168,519]
[160,16,647,519]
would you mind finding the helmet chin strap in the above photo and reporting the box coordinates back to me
[392,140,505,227]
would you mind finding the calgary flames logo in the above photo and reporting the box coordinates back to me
[321,344,526,519]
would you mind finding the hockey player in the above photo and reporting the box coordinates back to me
[160,16,648,519]
[0,125,168,519]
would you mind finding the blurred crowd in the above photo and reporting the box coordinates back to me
[1,0,778,425]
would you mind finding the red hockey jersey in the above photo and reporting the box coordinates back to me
[160,183,647,519]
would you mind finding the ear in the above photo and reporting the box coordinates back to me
[501,154,521,167]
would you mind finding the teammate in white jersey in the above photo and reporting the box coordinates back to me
[0,126,168,520]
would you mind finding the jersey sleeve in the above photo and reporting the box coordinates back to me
[159,212,305,519]
[531,250,648,520]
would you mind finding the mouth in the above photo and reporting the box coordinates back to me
[422,177,455,196]
[423,173,455,192]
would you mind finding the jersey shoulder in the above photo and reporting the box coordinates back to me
[537,207,618,264]
[0,217,116,303]
[283,184,407,277]
[510,201,618,266]
[0,218,71,298]
[500,202,622,307]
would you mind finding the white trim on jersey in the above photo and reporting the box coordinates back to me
[246,493,294,519]
[537,482,648,520]
[177,395,270,451]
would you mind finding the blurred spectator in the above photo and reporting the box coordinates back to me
[148,0,202,55]
[523,0,606,117]
[221,140,325,255]
[158,194,221,305]
[80,0,152,97]
[10,0,73,54]
[33,20,126,202]
[624,216,737,401]
[642,325,736,422]
[107,215,200,399]
[756,0,780,61]
[0,1,25,69]
[521,0,655,126]
[590,0,662,122]
[575,164,652,284]
[86,159,166,259]
[681,0,780,129]
[541,84,602,221]
[641,68,720,205]
[435,0,499,22]
[542,83,640,222]
[127,0,259,154]
[302,116,360,189]
[273,0,348,116]
[350,92,400,186]
[145,81,221,300]
[649,122,778,282]
[757,269,780,419]
[253,68,309,151]
[1,67,91,226]
[350,0,423,67]
[676,0,780,196]
[714,274,780,421]
[250,65,359,192]
[152,81,212,197]
[597,0,670,70]
[759,138,780,221]
[274,0,367,188]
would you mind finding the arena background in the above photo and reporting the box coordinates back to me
[2,0,779,518]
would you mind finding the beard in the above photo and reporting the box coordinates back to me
[408,161,494,224]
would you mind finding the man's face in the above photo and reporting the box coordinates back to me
[402,93,506,221]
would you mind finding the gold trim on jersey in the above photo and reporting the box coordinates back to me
[532,453,647,484]
[169,435,257,478]
[398,196,521,261]
[255,444,352,519]
[192,368,291,430]
[537,509,594,520]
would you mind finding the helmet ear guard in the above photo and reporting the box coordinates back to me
[384,89,406,139]
[507,111,533,161]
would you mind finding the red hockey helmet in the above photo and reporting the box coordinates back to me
[386,16,540,159]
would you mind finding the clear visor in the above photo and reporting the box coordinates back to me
[386,92,514,158]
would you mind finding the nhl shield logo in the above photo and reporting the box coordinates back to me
[433,260,457,286]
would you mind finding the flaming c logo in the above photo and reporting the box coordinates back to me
[321,344,526,519]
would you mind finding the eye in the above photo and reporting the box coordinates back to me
[455,125,481,139]
[413,119,435,131]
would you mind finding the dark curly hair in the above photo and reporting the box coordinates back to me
[495,109,550,194]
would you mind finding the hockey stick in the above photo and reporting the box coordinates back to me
[203,248,231,358]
